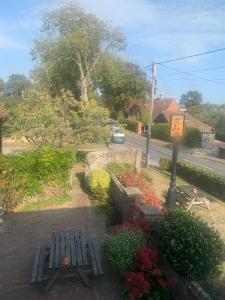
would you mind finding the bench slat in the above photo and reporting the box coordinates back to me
[91,240,104,275]
[88,239,98,275]
[37,244,47,282]
[55,232,61,268]
[49,233,56,269]
[31,242,42,283]
[70,232,77,266]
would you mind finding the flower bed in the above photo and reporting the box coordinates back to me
[117,170,162,210]
[104,205,176,300]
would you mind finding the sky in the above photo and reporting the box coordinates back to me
[1,0,225,104]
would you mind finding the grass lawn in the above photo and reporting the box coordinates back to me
[18,194,72,212]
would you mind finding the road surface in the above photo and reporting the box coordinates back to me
[125,132,225,177]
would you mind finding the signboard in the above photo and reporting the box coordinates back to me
[170,114,185,137]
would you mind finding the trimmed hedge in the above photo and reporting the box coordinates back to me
[159,157,225,201]
[119,119,137,132]
[0,147,76,211]
[151,123,202,148]
[88,168,111,200]
[105,162,134,175]
[216,130,225,143]
[157,209,225,280]
[151,123,170,142]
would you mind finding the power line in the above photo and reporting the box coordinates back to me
[158,63,225,85]
[156,47,225,64]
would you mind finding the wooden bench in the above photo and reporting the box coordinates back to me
[31,230,103,290]
[176,185,215,211]
[31,241,49,283]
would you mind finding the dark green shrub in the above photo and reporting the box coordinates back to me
[216,130,225,142]
[88,168,111,200]
[105,162,134,175]
[159,157,172,171]
[119,119,137,132]
[76,150,87,162]
[0,147,75,211]
[158,158,225,201]
[151,123,170,142]
[103,227,146,276]
[184,127,202,147]
[157,209,225,280]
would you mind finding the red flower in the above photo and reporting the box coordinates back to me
[125,272,150,299]
[134,247,157,271]
[166,277,176,287]
[152,268,162,276]
[158,278,167,288]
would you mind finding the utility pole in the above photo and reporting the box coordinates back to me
[145,62,156,167]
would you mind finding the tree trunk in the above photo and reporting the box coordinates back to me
[80,73,89,103]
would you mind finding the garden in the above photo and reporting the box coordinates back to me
[87,162,225,300]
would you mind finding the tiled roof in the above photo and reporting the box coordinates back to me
[185,114,213,133]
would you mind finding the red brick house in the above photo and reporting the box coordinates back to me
[124,93,178,121]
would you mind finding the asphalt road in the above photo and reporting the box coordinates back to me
[125,133,225,177]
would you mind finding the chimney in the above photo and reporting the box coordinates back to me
[159,92,164,101]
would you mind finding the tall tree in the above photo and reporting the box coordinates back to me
[0,78,5,96]
[5,74,31,97]
[180,90,203,108]
[94,53,148,112]
[32,4,126,102]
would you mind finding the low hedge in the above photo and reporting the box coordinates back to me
[105,162,134,175]
[88,168,111,200]
[216,130,225,143]
[151,123,202,148]
[159,158,225,201]
[119,119,137,132]
[0,147,75,211]
[157,209,225,281]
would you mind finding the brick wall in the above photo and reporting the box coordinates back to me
[85,149,142,176]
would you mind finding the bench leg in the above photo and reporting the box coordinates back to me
[202,197,210,210]
[43,269,60,293]
[186,197,195,211]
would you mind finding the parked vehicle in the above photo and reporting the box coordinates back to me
[111,126,125,144]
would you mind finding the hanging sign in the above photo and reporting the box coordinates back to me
[170,114,185,137]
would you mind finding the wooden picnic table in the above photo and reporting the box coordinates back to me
[31,230,103,292]
[176,184,215,211]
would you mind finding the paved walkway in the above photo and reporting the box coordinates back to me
[0,166,121,300]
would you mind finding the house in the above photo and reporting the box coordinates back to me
[125,94,214,142]
[125,93,178,121]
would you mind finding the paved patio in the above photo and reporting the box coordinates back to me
[0,170,121,300]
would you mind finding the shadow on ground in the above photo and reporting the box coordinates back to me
[0,206,121,300]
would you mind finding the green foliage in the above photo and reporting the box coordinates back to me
[105,162,134,175]
[151,123,170,142]
[12,89,111,146]
[103,227,146,276]
[140,169,152,183]
[20,194,72,212]
[0,147,75,211]
[159,157,172,171]
[32,4,126,101]
[216,114,225,142]
[120,119,137,132]
[5,74,31,97]
[94,53,148,111]
[151,124,202,147]
[159,158,225,201]
[88,168,111,200]
[184,127,202,147]
[180,90,203,108]
[140,111,148,124]
[157,209,225,280]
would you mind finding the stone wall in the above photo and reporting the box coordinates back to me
[85,149,142,176]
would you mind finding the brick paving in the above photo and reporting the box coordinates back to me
[0,168,121,300]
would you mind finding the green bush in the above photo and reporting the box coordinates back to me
[103,227,146,276]
[88,168,111,200]
[157,209,225,280]
[216,130,225,142]
[159,158,225,201]
[0,147,75,211]
[159,157,172,171]
[140,111,148,124]
[151,123,202,147]
[105,162,134,175]
[184,127,202,147]
[151,123,170,142]
[119,119,137,132]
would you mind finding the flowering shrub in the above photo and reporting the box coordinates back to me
[103,226,146,276]
[88,168,111,200]
[124,246,175,300]
[117,171,162,209]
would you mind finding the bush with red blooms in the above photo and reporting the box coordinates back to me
[124,246,176,300]
[113,204,150,236]
[117,171,162,209]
